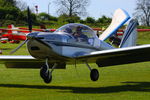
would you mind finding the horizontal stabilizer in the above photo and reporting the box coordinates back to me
[99,8,130,41]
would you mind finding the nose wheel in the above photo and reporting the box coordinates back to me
[40,65,52,83]
[85,62,99,81]
[40,58,57,83]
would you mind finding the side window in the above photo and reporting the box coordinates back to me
[82,29,94,38]
[88,38,94,45]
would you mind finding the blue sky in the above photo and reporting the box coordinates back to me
[20,0,137,19]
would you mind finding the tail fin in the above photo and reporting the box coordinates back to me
[8,24,15,29]
[99,8,130,41]
[7,24,18,34]
[119,19,138,48]
[7,24,14,34]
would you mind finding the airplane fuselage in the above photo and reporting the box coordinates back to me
[26,31,114,62]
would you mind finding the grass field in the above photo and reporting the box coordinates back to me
[0,32,150,100]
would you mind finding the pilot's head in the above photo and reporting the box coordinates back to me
[76,26,83,32]
[65,27,72,34]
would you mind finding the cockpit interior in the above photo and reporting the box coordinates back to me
[55,23,97,45]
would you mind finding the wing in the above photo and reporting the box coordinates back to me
[0,55,45,68]
[0,55,66,69]
[76,44,150,67]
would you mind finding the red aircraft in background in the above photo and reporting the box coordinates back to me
[0,25,56,43]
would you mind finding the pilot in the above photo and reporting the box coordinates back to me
[64,27,72,34]
[73,26,88,42]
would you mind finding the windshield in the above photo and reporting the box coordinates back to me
[55,23,96,45]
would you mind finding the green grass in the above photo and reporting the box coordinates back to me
[0,63,150,100]
[0,32,150,100]
[137,32,150,44]
[0,43,29,55]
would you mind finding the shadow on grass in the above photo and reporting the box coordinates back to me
[0,81,150,93]
[1,48,12,50]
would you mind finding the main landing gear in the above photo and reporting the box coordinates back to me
[85,62,99,81]
[40,59,99,83]
[40,58,57,83]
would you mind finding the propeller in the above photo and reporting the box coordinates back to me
[27,7,32,33]
[10,39,29,54]
[10,7,32,54]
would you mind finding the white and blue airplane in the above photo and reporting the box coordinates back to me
[0,8,150,83]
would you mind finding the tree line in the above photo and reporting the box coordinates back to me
[0,0,111,28]
[0,0,149,27]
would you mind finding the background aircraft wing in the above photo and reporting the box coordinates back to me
[76,44,150,67]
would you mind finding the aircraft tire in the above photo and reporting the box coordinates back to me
[90,69,99,81]
[40,65,48,79]
[40,67,52,83]
[44,73,52,83]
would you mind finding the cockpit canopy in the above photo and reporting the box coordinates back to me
[56,23,96,38]
[55,23,97,45]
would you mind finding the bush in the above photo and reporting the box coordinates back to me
[137,26,150,29]
[2,20,16,26]
[85,17,95,24]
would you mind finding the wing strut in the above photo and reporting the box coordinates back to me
[85,61,99,81]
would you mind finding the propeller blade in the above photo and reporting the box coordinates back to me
[10,39,28,54]
[10,7,33,54]
[27,7,32,32]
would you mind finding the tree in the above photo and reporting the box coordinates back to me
[134,0,150,26]
[16,0,27,11]
[38,12,58,21]
[0,0,21,26]
[55,0,89,17]
[97,15,111,24]
[38,13,51,21]
[58,14,80,23]
[85,17,95,24]
[2,0,17,7]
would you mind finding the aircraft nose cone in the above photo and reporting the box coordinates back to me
[27,32,39,39]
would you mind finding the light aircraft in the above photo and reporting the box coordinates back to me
[0,8,150,83]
